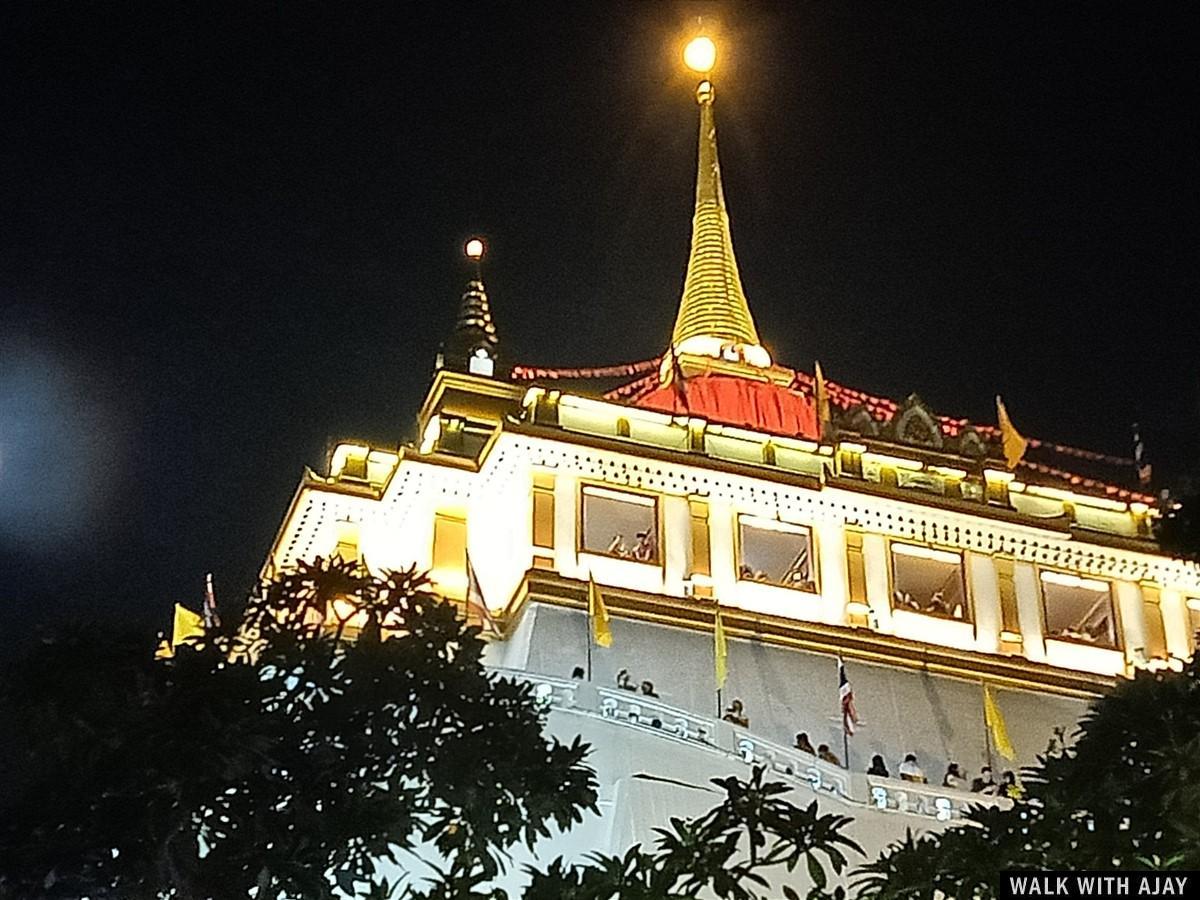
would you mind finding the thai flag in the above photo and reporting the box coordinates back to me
[466,553,499,636]
[839,657,859,736]
[203,572,220,629]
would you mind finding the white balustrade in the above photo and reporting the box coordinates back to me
[865,775,1010,820]
[489,667,1009,824]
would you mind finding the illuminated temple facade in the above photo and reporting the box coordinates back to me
[263,52,1200,884]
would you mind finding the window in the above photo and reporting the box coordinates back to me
[334,519,360,564]
[432,513,466,575]
[342,451,368,480]
[580,486,658,563]
[532,473,555,550]
[1039,571,1117,649]
[737,517,816,592]
[890,544,969,621]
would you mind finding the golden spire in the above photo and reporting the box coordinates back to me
[670,37,770,369]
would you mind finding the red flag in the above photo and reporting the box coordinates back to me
[839,657,859,736]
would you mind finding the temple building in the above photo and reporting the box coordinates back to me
[261,35,1200,886]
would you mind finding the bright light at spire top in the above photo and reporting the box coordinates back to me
[683,36,716,74]
[465,238,485,260]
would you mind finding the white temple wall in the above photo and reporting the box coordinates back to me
[271,431,1200,681]
[518,602,1089,782]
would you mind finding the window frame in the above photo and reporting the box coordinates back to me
[734,514,819,594]
[1036,567,1122,651]
[577,482,663,567]
[1185,598,1200,655]
[886,541,972,624]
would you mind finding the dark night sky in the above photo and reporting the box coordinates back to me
[1,2,1197,649]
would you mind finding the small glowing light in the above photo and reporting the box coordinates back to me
[683,36,716,73]
[465,238,485,259]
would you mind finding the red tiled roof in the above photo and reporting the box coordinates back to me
[511,358,1153,504]
[631,373,819,439]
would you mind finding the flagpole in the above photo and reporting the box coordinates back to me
[714,617,720,717]
[585,598,593,682]
[982,680,995,774]
[842,720,850,772]
[841,661,850,769]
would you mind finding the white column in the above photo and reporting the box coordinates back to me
[1013,562,1045,662]
[1160,589,1192,661]
[555,472,578,578]
[862,534,893,632]
[1115,581,1146,666]
[662,494,691,598]
[815,520,848,625]
[708,500,737,602]
[968,552,1001,654]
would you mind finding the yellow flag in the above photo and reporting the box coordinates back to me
[995,395,1028,470]
[984,684,1016,761]
[814,361,832,438]
[588,573,612,648]
[172,603,206,649]
[154,638,174,660]
[714,607,728,690]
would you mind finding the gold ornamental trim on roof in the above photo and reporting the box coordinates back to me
[671,78,769,368]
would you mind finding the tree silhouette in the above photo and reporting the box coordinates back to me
[853,653,1200,898]
[0,558,597,899]
[522,765,861,900]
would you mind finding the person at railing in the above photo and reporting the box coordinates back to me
[867,754,890,777]
[817,744,842,767]
[640,680,658,698]
[1000,770,1024,800]
[632,530,657,561]
[571,666,585,679]
[970,766,996,794]
[942,762,966,791]
[722,698,749,728]
[898,753,927,783]
[615,669,636,691]
[794,732,816,755]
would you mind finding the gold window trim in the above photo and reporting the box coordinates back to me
[994,555,1021,635]
[431,512,467,575]
[688,497,711,578]
[844,528,868,607]
[532,472,556,550]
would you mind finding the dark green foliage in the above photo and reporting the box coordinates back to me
[0,558,597,899]
[522,765,861,900]
[853,654,1200,899]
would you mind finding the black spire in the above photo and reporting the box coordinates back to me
[435,238,504,378]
